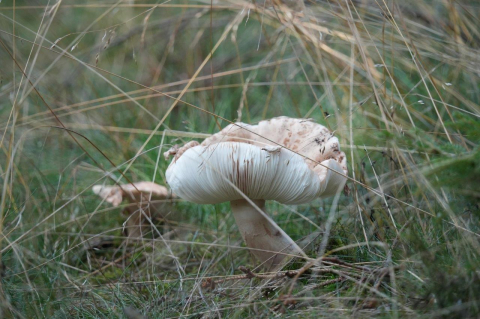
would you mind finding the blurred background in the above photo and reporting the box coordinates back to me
[0,0,479,317]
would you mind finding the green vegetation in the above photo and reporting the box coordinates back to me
[0,0,479,317]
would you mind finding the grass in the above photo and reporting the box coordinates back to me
[0,0,479,317]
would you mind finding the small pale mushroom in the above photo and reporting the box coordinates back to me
[92,182,175,238]
[164,117,347,269]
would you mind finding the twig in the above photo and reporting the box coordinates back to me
[201,266,298,290]
[201,259,360,290]
[321,257,371,272]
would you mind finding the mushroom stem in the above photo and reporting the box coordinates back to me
[230,199,304,270]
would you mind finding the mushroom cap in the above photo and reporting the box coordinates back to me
[165,117,347,205]
[166,142,345,204]
[92,181,173,207]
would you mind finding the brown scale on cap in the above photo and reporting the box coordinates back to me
[164,140,199,161]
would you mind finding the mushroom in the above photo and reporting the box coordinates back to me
[92,182,175,238]
[164,117,347,269]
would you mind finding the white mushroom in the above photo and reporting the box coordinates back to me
[165,117,347,269]
[92,182,175,238]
